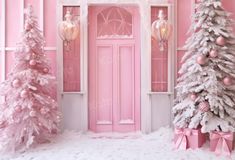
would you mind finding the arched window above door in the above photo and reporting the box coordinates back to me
[97,6,133,39]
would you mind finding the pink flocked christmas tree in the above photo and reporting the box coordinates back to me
[0,5,61,152]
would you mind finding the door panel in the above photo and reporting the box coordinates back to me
[118,45,135,124]
[96,45,113,125]
[89,6,140,132]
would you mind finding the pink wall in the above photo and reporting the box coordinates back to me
[1,0,235,91]
[176,0,235,74]
[2,0,57,78]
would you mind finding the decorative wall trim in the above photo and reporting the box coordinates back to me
[40,0,44,35]
[1,0,6,82]
[20,0,24,32]
[2,47,56,51]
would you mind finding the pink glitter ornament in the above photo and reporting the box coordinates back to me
[40,108,48,115]
[29,59,37,66]
[43,67,49,73]
[31,53,37,59]
[20,90,28,98]
[209,50,218,58]
[12,79,20,88]
[196,55,207,65]
[190,93,197,101]
[223,77,232,86]
[216,36,226,46]
[15,105,22,112]
[29,110,36,117]
[199,101,210,112]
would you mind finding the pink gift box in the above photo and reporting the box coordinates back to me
[174,128,206,150]
[209,131,234,156]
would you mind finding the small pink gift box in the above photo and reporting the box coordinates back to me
[209,131,234,156]
[174,128,206,150]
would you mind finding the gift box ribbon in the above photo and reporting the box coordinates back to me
[210,132,233,156]
[175,128,199,150]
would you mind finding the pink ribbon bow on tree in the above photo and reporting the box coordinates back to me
[210,131,233,156]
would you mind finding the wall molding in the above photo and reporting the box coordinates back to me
[1,47,56,52]
[1,0,6,82]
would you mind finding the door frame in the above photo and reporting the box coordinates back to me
[88,5,141,132]
[57,0,174,133]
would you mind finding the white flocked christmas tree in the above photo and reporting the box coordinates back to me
[173,0,235,133]
[0,5,61,152]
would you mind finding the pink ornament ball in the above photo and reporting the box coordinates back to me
[12,79,20,88]
[209,50,218,58]
[190,93,197,101]
[24,23,32,31]
[29,111,36,117]
[15,105,22,112]
[40,108,48,115]
[199,101,210,112]
[20,90,28,98]
[29,59,37,66]
[43,68,49,73]
[223,77,232,86]
[216,36,226,46]
[197,55,207,65]
[31,53,37,59]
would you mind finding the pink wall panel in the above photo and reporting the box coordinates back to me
[44,0,56,46]
[5,52,14,76]
[45,51,57,99]
[177,0,193,48]
[45,51,57,77]
[6,0,21,47]
[177,0,235,75]
[24,0,40,20]
[222,0,235,32]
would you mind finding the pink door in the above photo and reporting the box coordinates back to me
[88,6,140,132]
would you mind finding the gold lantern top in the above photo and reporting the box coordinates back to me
[58,11,79,48]
[152,10,172,51]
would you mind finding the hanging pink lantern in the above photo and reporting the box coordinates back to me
[197,55,207,65]
[12,79,20,88]
[58,11,80,49]
[152,10,172,52]
[216,36,226,46]
[223,77,232,86]
[209,50,218,58]
[199,101,210,112]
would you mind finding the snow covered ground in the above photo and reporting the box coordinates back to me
[0,127,234,160]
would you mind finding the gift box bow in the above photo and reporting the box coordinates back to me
[210,131,233,156]
[175,128,199,150]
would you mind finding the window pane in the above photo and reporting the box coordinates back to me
[63,6,80,92]
[151,7,168,92]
